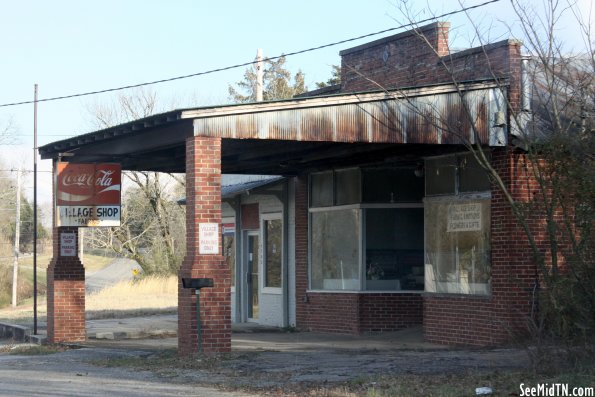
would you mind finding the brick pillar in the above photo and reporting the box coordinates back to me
[47,226,86,343]
[178,136,230,356]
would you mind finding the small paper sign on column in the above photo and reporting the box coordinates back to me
[199,223,219,254]
[60,232,77,257]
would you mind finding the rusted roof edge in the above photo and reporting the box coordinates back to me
[181,80,505,120]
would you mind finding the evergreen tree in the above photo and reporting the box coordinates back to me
[315,65,341,88]
[228,55,307,103]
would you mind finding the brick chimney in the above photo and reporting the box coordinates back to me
[340,22,451,92]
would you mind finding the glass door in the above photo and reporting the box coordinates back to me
[246,233,259,320]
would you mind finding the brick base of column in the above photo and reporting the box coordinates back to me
[47,257,86,343]
[178,256,231,356]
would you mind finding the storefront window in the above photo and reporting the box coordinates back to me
[310,171,333,207]
[335,168,361,205]
[309,166,425,292]
[365,208,424,291]
[362,168,424,203]
[311,209,360,290]
[424,200,491,295]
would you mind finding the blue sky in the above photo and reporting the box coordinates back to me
[0,0,591,203]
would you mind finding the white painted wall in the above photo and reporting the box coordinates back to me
[220,181,296,328]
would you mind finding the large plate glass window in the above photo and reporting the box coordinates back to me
[310,209,360,290]
[365,208,424,291]
[424,200,491,295]
[424,153,492,295]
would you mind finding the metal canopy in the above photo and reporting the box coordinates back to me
[39,81,507,174]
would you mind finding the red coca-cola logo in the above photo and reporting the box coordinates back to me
[62,169,115,187]
[56,163,121,206]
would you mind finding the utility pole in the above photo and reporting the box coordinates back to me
[79,228,84,264]
[255,49,263,102]
[12,169,21,308]
[33,84,38,335]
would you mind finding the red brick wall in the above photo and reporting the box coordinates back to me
[360,294,423,332]
[301,293,361,333]
[424,294,498,345]
[179,136,231,355]
[241,203,259,230]
[47,226,86,343]
[340,21,522,98]
[298,292,423,334]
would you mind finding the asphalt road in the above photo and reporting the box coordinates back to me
[0,346,252,397]
[86,258,141,293]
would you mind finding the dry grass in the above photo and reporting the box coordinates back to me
[0,275,178,322]
[86,275,177,315]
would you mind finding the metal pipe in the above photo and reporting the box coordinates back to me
[521,57,532,112]
[196,290,202,354]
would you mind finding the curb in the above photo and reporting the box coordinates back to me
[88,329,177,340]
[0,322,47,345]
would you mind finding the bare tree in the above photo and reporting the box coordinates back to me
[85,88,186,275]
[0,116,17,145]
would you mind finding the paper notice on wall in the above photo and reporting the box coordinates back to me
[199,223,219,254]
[60,232,77,257]
[447,203,482,232]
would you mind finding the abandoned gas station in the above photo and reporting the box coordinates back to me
[39,22,541,354]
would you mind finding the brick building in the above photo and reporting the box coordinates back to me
[40,22,537,353]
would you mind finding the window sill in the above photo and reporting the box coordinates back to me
[306,289,423,294]
[422,291,492,299]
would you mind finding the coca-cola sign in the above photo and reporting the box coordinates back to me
[56,162,121,227]
[56,163,121,206]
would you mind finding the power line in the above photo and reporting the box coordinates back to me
[0,169,52,173]
[0,0,501,109]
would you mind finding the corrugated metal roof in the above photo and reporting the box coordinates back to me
[221,176,284,198]
[188,81,507,147]
[177,176,284,204]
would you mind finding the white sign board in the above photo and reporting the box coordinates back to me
[447,203,482,232]
[60,232,77,257]
[199,223,219,254]
[57,206,121,227]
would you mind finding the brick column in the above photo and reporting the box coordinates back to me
[178,136,230,356]
[47,226,86,343]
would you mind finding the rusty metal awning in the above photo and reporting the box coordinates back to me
[39,80,507,174]
[185,80,507,147]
